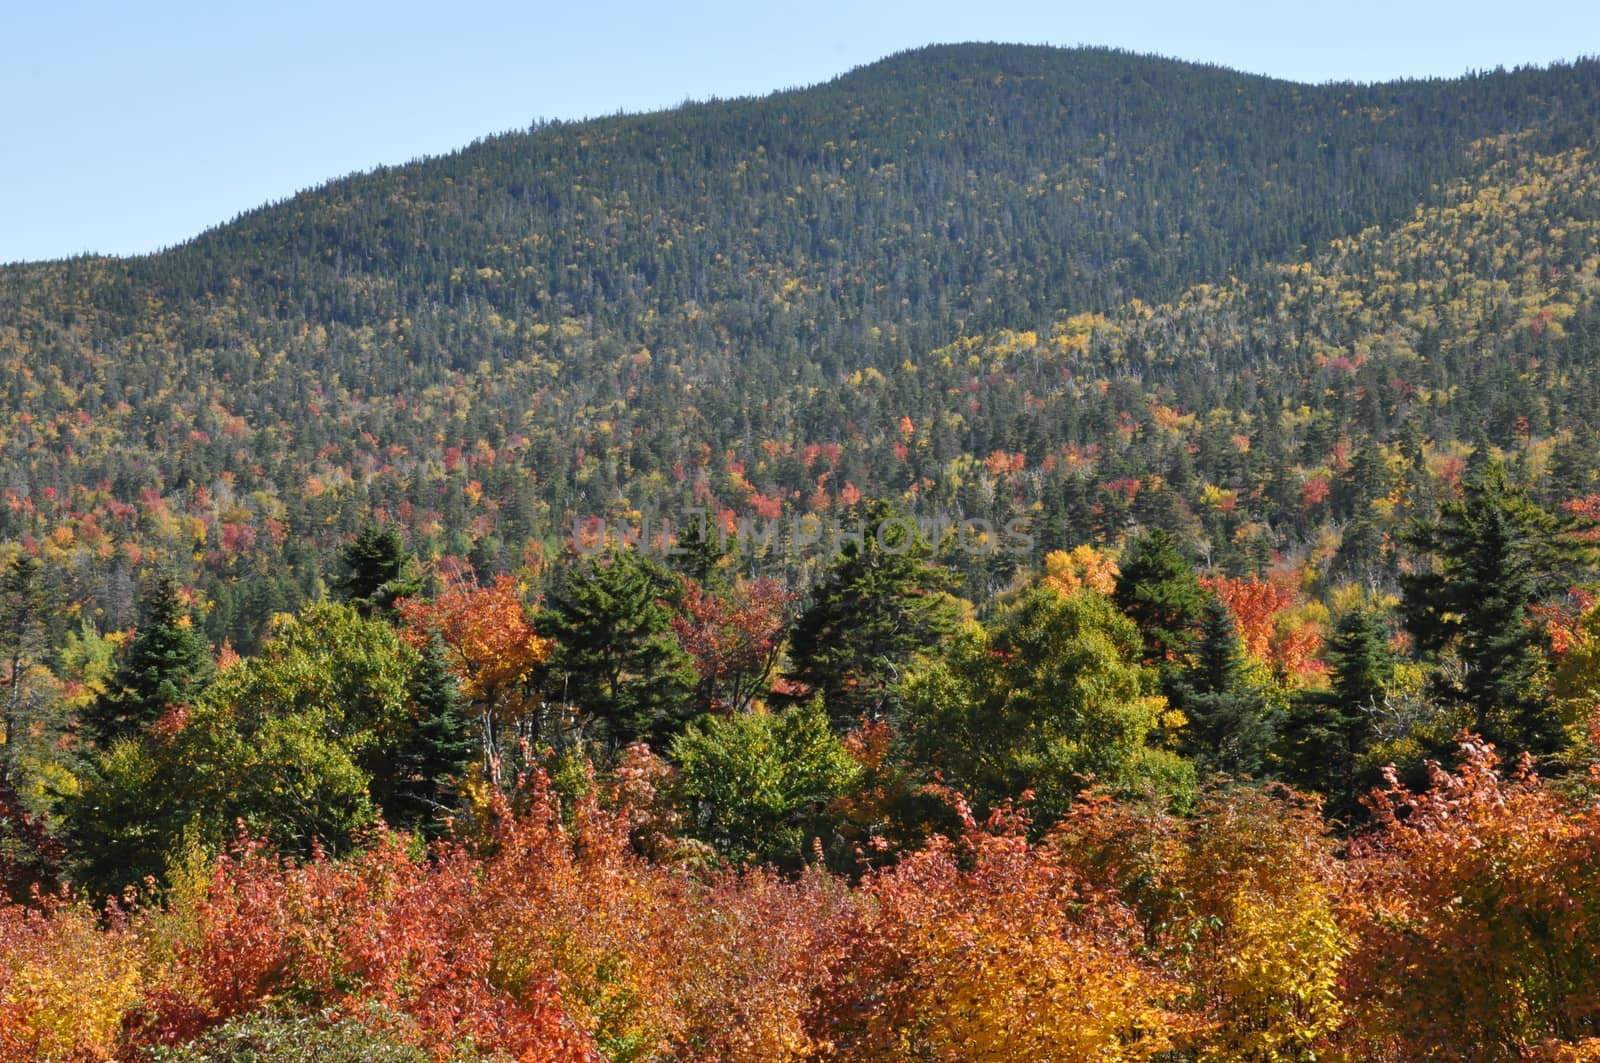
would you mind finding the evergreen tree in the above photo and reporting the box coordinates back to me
[332,524,421,617]
[1176,595,1279,778]
[1400,461,1591,758]
[372,635,475,837]
[1284,607,1396,819]
[1113,529,1209,670]
[537,550,696,746]
[83,575,213,747]
[0,555,51,785]
[785,505,962,726]
[670,514,733,591]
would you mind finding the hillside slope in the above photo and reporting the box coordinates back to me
[4,44,1600,642]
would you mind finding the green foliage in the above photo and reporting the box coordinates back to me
[670,700,859,868]
[64,603,424,896]
[1114,529,1208,669]
[785,506,962,725]
[1401,460,1592,758]
[83,575,213,748]
[374,634,474,836]
[143,1009,453,1063]
[331,524,422,617]
[1284,607,1397,818]
[1175,595,1279,778]
[537,550,696,746]
[898,584,1193,824]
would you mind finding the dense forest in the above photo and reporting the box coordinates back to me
[7,43,1600,1060]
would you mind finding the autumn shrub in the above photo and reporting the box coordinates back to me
[1053,784,1348,1062]
[0,897,143,1062]
[1340,734,1600,1061]
[812,796,1197,1062]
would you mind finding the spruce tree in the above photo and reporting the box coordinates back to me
[1,555,51,784]
[84,575,213,747]
[1401,460,1592,758]
[1113,528,1209,669]
[785,504,962,726]
[1283,607,1396,819]
[332,524,421,618]
[373,635,474,836]
[538,550,696,746]
[1176,595,1278,778]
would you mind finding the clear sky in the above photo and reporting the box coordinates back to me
[3,0,1597,264]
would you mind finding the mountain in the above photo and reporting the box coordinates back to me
[4,43,1600,646]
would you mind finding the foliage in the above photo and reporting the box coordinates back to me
[786,505,962,724]
[670,575,792,715]
[812,800,1198,1062]
[670,700,859,868]
[1401,461,1591,758]
[330,524,421,618]
[1341,735,1600,1060]
[898,583,1191,824]
[82,574,213,748]
[398,562,552,783]
[536,550,695,747]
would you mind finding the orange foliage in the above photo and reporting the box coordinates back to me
[1341,735,1600,1060]
[1201,574,1324,678]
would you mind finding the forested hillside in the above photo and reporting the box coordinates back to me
[4,46,1600,643]
[7,44,1600,1061]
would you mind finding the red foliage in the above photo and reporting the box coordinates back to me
[671,576,793,714]
[1201,574,1324,678]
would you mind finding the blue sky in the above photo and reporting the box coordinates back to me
[3,0,1597,263]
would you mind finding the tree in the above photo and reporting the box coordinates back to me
[537,550,696,747]
[670,700,858,868]
[64,603,420,895]
[331,524,421,618]
[0,555,51,787]
[898,584,1192,825]
[1283,608,1396,817]
[1176,595,1279,778]
[785,505,962,725]
[371,634,475,837]
[1400,461,1590,758]
[1113,529,1208,670]
[82,575,213,748]
[398,564,551,783]
[670,575,793,715]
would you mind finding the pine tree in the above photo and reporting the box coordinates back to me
[1284,607,1396,819]
[785,505,962,726]
[332,524,421,618]
[1401,460,1592,758]
[1177,595,1278,777]
[83,575,213,747]
[1113,529,1209,669]
[538,550,696,746]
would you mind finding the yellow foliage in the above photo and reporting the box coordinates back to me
[1042,545,1120,598]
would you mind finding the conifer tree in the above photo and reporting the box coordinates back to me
[0,555,51,784]
[1284,607,1396,818]
[1176,595,1278,778]
[785,504,962,725]
[1113,528,1209,670]
[538,550,696,746]
[332,524,421,618]
[84,575,213,747]
[1401,460,1592,758]
[372,635,475,836]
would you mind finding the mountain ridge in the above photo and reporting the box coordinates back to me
[5,43,1600,645]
